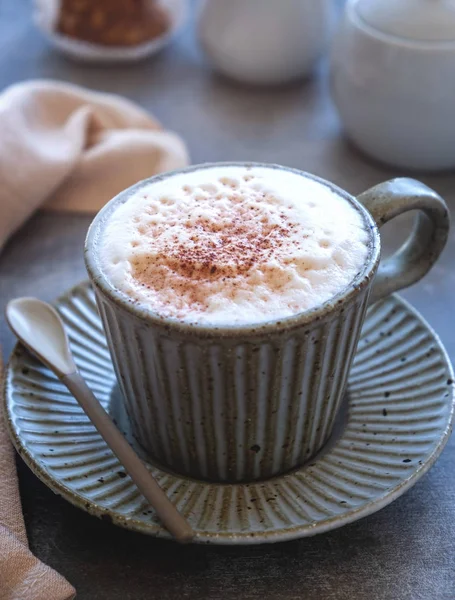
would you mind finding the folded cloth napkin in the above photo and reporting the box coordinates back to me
[0,79,189,251]
[0,353,76,600]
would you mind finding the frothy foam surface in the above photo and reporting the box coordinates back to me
[100,166,370,325]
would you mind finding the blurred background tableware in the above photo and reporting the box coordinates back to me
[331,0,455,171]
[197,0,334,85]
[34,0,188,63]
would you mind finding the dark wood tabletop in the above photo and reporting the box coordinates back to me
[1,2,455,599]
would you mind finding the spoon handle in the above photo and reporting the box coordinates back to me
[62,371,194,543]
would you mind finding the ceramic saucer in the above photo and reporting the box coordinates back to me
[4,281,454,545]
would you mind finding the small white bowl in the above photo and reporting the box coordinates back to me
[34,0,187,64]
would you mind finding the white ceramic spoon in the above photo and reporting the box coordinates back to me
[6,297,194,544]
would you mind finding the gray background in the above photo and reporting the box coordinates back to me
[1,2,455,599]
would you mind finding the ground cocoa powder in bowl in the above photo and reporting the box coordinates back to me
[57,0,170,47]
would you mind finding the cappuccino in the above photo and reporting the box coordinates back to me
[100,165,370,324]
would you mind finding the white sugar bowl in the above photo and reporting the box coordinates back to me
[198,0,334,86]
[331,0,455,171]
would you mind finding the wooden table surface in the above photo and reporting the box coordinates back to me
[1,2,455,599]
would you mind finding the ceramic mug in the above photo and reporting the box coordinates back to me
[331,0,455,171]
[85,163,449,482]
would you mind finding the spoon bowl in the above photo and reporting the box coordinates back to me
[6,298,75,376]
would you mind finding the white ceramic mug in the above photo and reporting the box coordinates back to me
[198,0,334,85]
[331,0,455,171]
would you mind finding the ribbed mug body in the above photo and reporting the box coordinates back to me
[94,288,370,481]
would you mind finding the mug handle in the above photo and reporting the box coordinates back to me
[358,178,450,304]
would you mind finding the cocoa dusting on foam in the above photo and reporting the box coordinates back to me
[129,186,302,318]
[100,166,370,324]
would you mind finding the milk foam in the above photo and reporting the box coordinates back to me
[100,166,370,325]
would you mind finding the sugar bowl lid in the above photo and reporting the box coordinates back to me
[354,0,455,42]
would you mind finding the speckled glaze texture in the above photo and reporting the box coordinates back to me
[84,163,450,482]
[96,288,370,481]
[3,281,454,544]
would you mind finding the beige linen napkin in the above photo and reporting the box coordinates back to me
[0,354,76,600]
[0,79,189,251]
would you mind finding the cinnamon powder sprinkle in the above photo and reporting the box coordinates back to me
[130,188,301,316]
